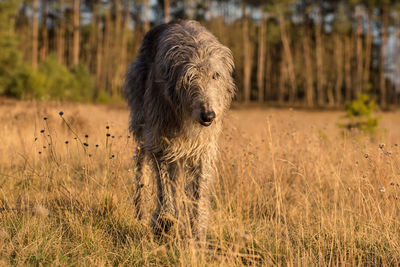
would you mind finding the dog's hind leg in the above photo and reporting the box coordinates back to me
[133,148,152,223]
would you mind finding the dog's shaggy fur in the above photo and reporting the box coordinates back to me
[124,20,235,240]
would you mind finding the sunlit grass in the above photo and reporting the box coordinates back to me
[1,100,400,265]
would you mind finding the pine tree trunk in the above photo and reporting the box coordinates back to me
[111,0,122,97]
[56,3,65,65]
[356,8,363,95]
[96,19,103,93]
[242,4,251,103]
[120,7,129,74]
[88,0,98,73]
[315,6,324,106]
[31,0,39,70]
[380,8,388,108]
[395,19,400,105]
[113,0,129,96]
[143,0,150,33]
[40,0,48,61]
[257,12,266,103]
[344,35,352,102]
[103,6,112,93]
[185,0,195,20]
[164,0,170,23]
[392,21,399,106]
[302,26,314,107]
[363,12,373,93]
[265,42,271,100]
[334,34,343,106]
[72,0,80,66]
[280,12,297,104]
[279,54,288,104]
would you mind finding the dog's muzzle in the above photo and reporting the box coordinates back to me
[199,110,216,126]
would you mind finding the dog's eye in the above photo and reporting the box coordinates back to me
[212,72,220,80]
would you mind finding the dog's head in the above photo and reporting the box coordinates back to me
[183,56,235,127]
[157,40,236,127]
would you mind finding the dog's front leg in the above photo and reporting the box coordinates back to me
[190,158,215,243]
[152,157,178,235]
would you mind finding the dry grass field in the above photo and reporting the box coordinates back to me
[1,99,400,265]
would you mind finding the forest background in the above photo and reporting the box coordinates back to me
[1,0,400,108]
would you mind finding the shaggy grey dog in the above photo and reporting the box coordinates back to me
[124,20,235,240]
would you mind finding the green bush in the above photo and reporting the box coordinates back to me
[95,90,113,104]
[0,0,24,96]
[70,63,95,102]
[37,55,94,101]
[1,55,95,101]
[338,93,380,135]
[4,65,47,99]
[95,90,124,104]
[38,55,76,100]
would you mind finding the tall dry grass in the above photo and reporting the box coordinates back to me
[1,99,400,265]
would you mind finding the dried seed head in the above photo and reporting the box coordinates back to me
[379,187,385,193]
[385,151,392,155]
[65,141,69,144]
[391,182,395,186]
[83,143,89,147]
[85,134,89,138]
[106,125,110,129]
[362,174,367,178]
[364,154,369,159]
[95,144,99,147]
[59,111,64,116]
[379,143,385,149]
[33,205,49,217]
[106,133,111,137]
[43,117,47,120]
[40,129,45,133]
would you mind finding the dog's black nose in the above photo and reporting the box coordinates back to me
[200,111,216,126]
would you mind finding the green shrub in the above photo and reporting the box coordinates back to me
[95,90,124,104]
[4,65,47,99]
[95,90,113,104]
[1,54,95,101]
[0,0,24,96]
[338,93,380,135]
[70,63,95,102]
[38,55,94,101]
